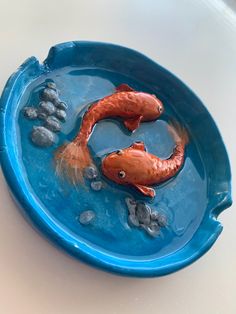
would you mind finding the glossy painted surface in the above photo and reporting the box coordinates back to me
[101,125,187,198]
[55,83,163,184]
[0,41,232,277]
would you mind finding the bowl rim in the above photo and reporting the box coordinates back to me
[0,41,232,277]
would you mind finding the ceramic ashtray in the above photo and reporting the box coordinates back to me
[0,41,232,277]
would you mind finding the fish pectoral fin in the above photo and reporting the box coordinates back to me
[115,84,135,92]
[130,141,146,151]
[124,116,143,132]
[133,184,155,198]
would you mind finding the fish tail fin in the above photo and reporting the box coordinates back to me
[54,139,92,184]
[167,119,189,147]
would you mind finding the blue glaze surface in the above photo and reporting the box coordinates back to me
[0,41,232,277]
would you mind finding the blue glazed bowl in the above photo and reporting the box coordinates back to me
[0,41,232,277]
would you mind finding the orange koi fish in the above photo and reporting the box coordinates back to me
[102,122,188,198]
[55,84,164,182]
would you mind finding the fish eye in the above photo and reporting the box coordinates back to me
[116,149,123,155]
[159,106,163,113]
[118,170,126,179]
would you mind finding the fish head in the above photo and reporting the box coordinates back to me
[102,148,139,185]
[102,142,147,186]
[140,93,164,120]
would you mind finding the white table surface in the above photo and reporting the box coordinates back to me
[0,1,235,313]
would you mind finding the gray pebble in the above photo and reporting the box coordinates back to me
[55,109,67,121]
[41,88,59,103]
[23,107,38,120]
[141,222,160,237]
[46,82,57,90]
[125,197,136,216]
[157,214,167,227]
[44,116,61,132]
[31,126,55,147]
[136,203,151,225]
[56,101,68,110]
[126,198,136,206]
[79,210,95,225]
[84,166,98,179]
[39,101,56,115]
[150,211,159,221]
[128,214,140,227]
[91,181,103,191]
[38,112,48,120]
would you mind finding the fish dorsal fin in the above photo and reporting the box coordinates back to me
[134,184,155,198]
[124,116,143,132]
[130,141,146,151]
[115,84,135,92]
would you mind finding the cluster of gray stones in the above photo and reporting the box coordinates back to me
[125,198,167,237]
[23,81,68,147]
[78,196,167,236]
